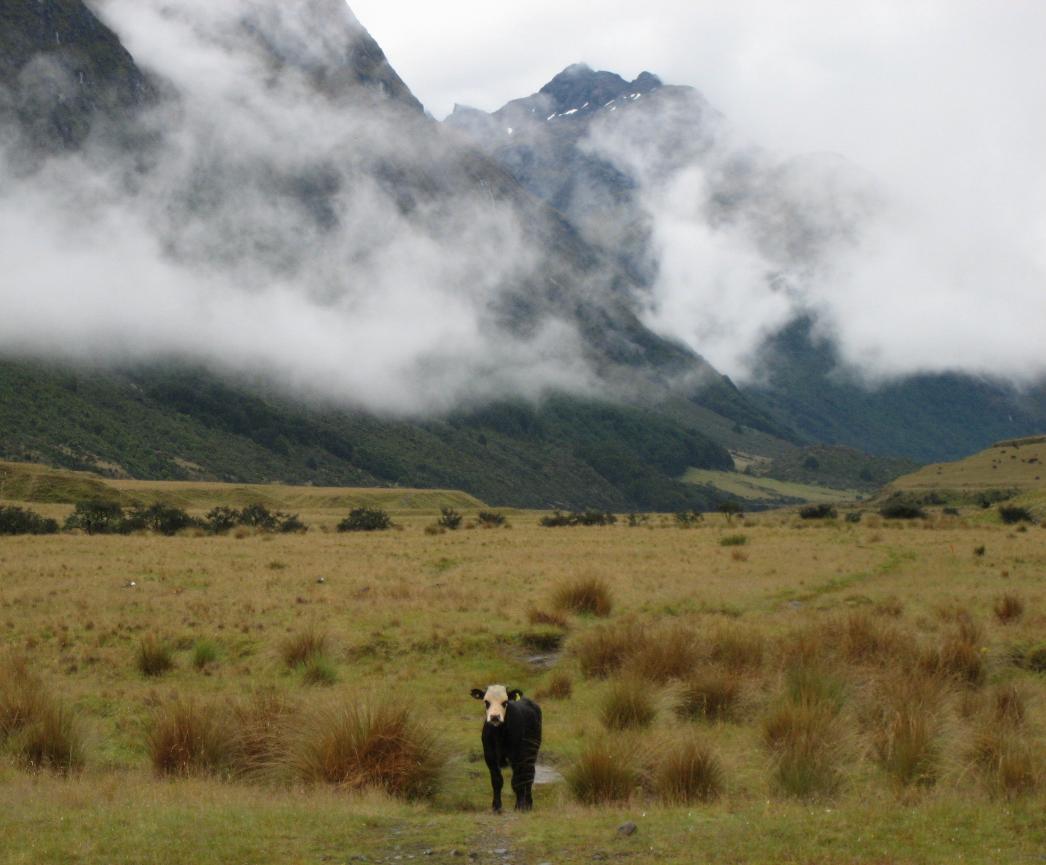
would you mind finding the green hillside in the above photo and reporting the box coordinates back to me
[0,361,740,511]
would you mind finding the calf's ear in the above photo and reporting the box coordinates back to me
[507,688,523,700]
[470,688,485,700]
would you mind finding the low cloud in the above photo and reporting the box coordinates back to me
[0,0,598,414]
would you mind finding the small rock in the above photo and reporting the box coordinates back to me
[617,821,638,837]
[317,577,326,584]
[493,850,508,857]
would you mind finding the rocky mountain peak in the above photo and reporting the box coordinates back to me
[537,63,663,116]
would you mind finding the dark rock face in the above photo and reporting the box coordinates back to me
[0,0,153,153]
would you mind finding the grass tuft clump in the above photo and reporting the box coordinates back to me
[601,679,658,730]
[567,738,642,805]
[676,670,741,722]
[719,534,748,547]
[573,621,648,679]
[192,639,220,671]
[553,576,613,617]
[302,656,338,687]
[148,699,235,777]
[1,657,84,775]
[969,724,1039,797]
[285,700,445,800]
[626,625,700,682]
[993,594,1024,624]
[137,635,175,677]
[654,736,724,804]
[868,676,942,788]
[280,628,330,669]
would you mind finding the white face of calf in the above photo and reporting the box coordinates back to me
[471,684,521,727]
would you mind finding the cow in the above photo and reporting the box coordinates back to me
[470,684,542,813]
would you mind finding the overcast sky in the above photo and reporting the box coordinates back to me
[348,0,1046,382]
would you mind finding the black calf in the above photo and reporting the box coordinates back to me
[470,686,542,813]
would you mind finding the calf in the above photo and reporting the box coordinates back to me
[470,684,542,813]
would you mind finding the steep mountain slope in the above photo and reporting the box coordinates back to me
[448,64,1046,462]
[0,1,790,510]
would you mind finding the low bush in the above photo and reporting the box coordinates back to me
[845,512,863,524]
[879,502,927,520]
[799,504,837,520]
[437,507,462,530]
[204,506,241,534]
[337,508,392,532]
[137,635,175,677]
[674,510,703,528]
[285,700,445,799]
[654,737,723,804]
[601,679,657,730]
[567,738,642,805]
[553,576,613,617]
[476,511,506,528]
[719,534,748,547]
[998,505,1035,525]
[126,504,197,536]
[0,506,59,536]
[64,500,126,534]
[540,510,617,527]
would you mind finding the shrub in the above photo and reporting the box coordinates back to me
[627,512,651,527]
[553,577,613,617]
[285,700,445,799]
[994,594,1025,624]
[845,511,863,524]
[573,621,647,679]
[654,737,723,804]
[879,502,927,520]
[137,636,175,677]
[436,507,463,530]
[204,506,241,534]
[674,510,703,528]
[567,738,642,805]
[127,504,197,536]
[974,545,987,557]
[799,504,837,520]
[519,628,566,653]
[676,671,741,722]
[718,502,744,518]
[65,500,125,534]
[280,628,330,669]
[277,513,307,534]
[601,679,657,730]
[719,534,748,547]
[148,699,236,777]
[337,508,392,532]
[540,510,617,527]
[999,505,1034,525]
[192,640,220,671]
[477,511,506,528]
[0,506,59,536]
[239,503,280,531]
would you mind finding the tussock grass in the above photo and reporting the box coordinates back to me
[573,621,648,679]
[536,673,573,701]
[601,679,658,730]
[993,594,1025,624]
[626,624,700,682]
[969,724,1039,797]
[280,627,330,669]
[136,636,175,677]
[991,684,1027,727]
[284,700,445,800]
[867,675,942,788]
[528,609,569,629]
[553,576,613,617]
[148,699,236,777]
[192,639,220,671]
[676,669,741,722]
[709,626,766,671]
[567,738,642,805]
[654,736,724,804]
[229,690,299,777]
[302,656,338,686]
[837,613,916,667]
[1,657,84,775]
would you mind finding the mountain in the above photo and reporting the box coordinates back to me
[447,64,1046,462]
[0,1,806,511]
